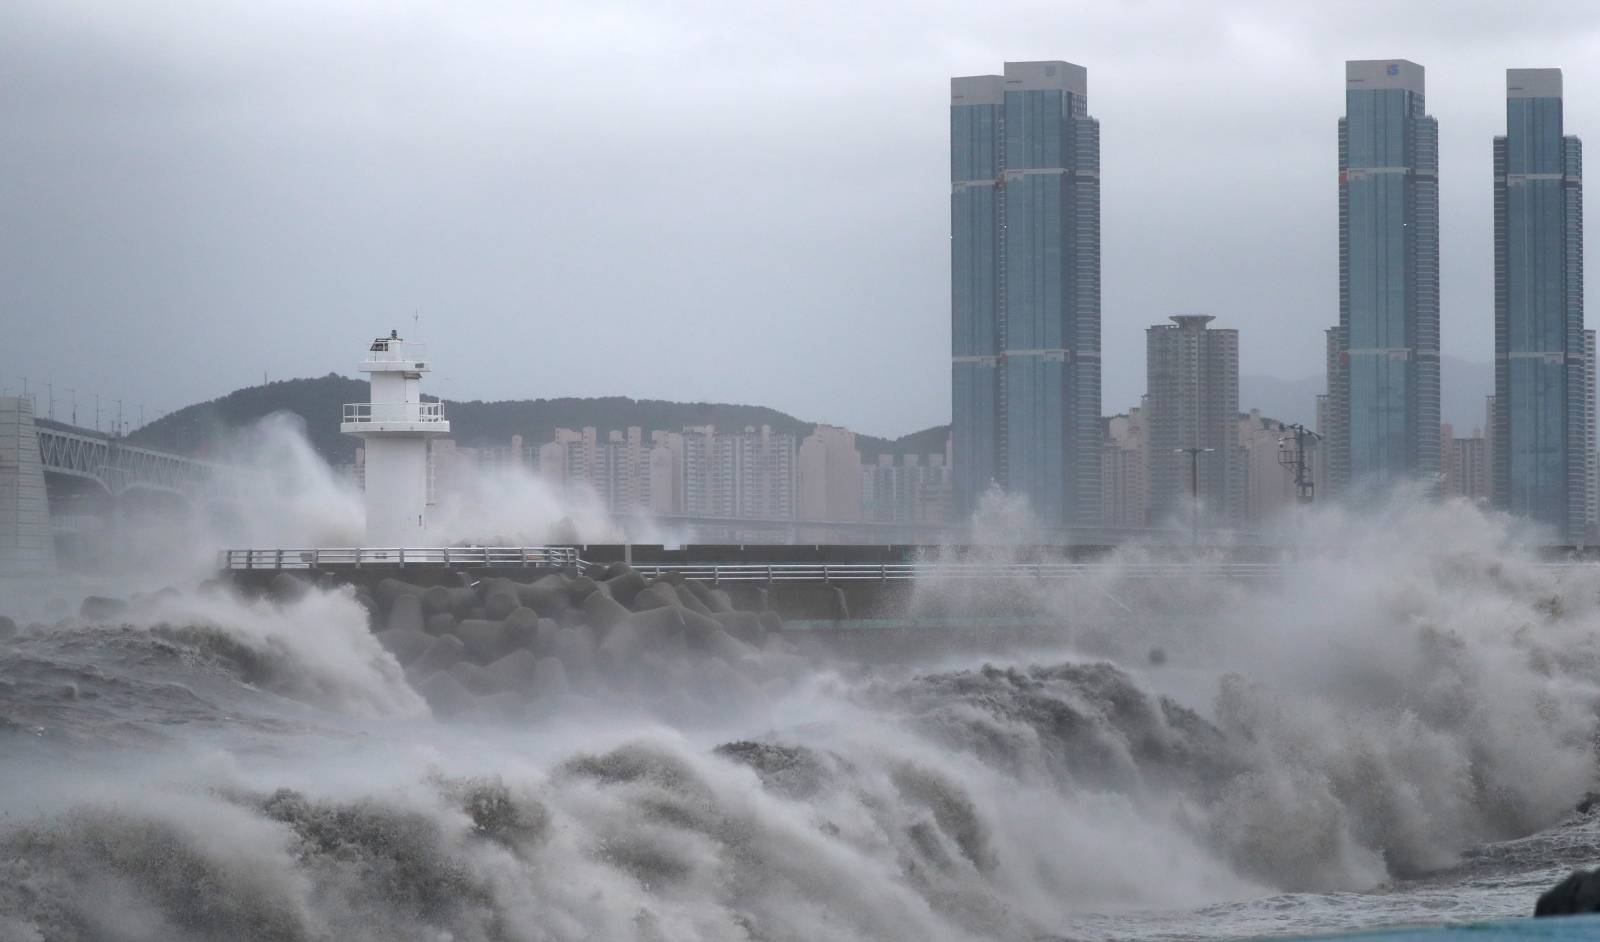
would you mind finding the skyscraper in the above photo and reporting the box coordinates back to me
[1145,315,1243,528]
[1493,68,1586,542]
[1330,59,1440,494]
[1323,326,1349,490]
[950,60,1101,527]
[1587,329,1597,539]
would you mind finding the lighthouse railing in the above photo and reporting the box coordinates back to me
[363,340,428,363]
[341,402,447,425]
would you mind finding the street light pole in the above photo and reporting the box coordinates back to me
[1175,446,1216,547]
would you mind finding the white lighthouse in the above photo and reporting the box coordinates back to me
[340,331,449,546]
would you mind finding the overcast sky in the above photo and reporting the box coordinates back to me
[4,1,1600,438]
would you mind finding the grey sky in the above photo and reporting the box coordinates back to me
[4,1,1600,438]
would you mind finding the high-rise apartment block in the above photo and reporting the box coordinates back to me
[1322,327,1348,490]
[595,428,657,515]
[1146,315,1244,527]
[862,453,953,526]
[681,425,796,520]
[797,425,863,522]
[1239,411,1308,525]
[1493,68,1586,542]
[1441,422,1491,504]
[1314,393,1333,494]
[1100,407,1148,530]
[0,397,55,573]
[1587,330,1598,537]
[1329,59,1440,493]
[951,60,1101,527]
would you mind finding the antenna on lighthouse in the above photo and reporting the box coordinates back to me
[340,329,449,547]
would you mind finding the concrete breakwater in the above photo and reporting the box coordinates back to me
[259,563,811,719]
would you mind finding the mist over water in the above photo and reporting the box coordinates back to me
[40,414,632,595]
[3,424,1600,941]
[428,467,636,547]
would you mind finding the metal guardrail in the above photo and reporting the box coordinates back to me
[218,550,1600,582]
[217,549,1280,581]
[618,561,1286,585]
[364,339,428,363]
[340,402,446,425]
[594,559,1600,584]
[218,547,579,570]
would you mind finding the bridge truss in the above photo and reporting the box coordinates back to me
[35,421,231,498]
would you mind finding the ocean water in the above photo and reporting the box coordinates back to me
[2,497,1599,941]
[1285,916,1600,941]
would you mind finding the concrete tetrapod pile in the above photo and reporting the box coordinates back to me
[344,563,804,719]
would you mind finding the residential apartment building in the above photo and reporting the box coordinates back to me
[1146,315,1244,528]
[951,60,1101,526]
[1493,68,1586,542]
[1328,59,1441,493]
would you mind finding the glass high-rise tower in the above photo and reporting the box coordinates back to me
[950,60,1101,527]
[1329,59,1440,494]
[1493,68,1586,542]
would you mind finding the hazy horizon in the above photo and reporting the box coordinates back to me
[15,348,1501,441]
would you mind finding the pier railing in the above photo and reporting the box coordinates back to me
[217,549,1281,583]
[215,550,1600,583]
[218,547,580,570]
[618,560,1285,584]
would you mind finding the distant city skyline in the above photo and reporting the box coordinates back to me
[7,2,1600,439]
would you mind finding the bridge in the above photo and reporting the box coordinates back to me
[34,418,232,499]
[2,397,238,573]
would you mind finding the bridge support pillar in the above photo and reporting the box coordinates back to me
[0,397,56,574]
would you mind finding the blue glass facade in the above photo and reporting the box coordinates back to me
[1333,60,1440,493]
[950,61,1100,526]
[951,76,1002,518]
[1494,69,1586,542]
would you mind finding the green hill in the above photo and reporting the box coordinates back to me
[128,375,949,464]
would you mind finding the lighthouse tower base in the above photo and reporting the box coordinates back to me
[362,437,430,547]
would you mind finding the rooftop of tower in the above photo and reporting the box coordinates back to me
[1346,59,1424,94]
[1507,68,1562,98]
[951,61,1088,105]
[950,74,1003,105]
[1004,61,1086,96]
